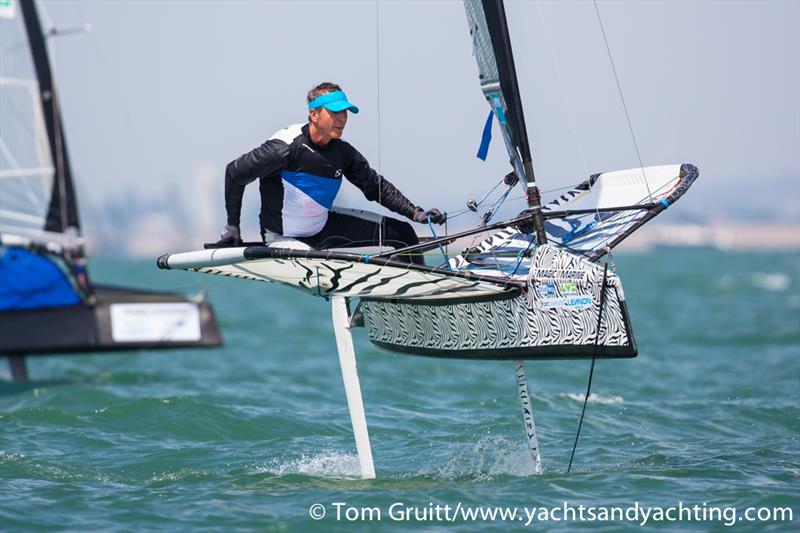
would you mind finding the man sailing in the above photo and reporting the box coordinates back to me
[218,82,445,264]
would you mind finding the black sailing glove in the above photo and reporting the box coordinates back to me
[412,207,447,225]
[216,224,242,246]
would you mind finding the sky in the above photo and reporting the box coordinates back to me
[16,0,800,242]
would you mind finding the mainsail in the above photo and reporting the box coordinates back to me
[0,0,88,310]
[1,0,82,241]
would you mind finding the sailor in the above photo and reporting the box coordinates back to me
[217,82,445,264]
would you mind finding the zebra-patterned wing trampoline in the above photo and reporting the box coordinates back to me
[158,243,635,360]
[157,247,519,300]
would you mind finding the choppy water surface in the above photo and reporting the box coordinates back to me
[1,249,798,531]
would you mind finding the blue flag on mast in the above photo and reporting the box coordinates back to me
[476,110,494,161]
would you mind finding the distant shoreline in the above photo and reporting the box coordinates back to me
[617,222,800,252]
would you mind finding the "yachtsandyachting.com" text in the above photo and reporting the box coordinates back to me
[307,500,794,527]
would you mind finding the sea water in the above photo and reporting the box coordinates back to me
[1,249,798,531]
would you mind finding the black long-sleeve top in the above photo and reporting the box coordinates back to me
[225,123,418,237]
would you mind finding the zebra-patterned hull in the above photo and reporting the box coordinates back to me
[360,245,637,360]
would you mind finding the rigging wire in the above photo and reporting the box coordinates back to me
[567,356,596,473]
[592,0,654,203]
[375,0,384,253]
[538,0,608,260]
[427,216,451,269]
[447,181,580,222]
[536,1,590,179]
[567,262,609,473]
[509,234,535,278]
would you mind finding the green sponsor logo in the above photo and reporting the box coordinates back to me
[558,282,578,294]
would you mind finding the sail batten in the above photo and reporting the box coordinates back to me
[1,210,48,225]
[0,166,55,178]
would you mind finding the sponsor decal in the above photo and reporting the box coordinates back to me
[564,296,594,310]
[558,282,579,295]
[335,169,343,177]
[536,283,556,298]
[535,295,594,311]
[533,269,587,281]
[537,297,566,309]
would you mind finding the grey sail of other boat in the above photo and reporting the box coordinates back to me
[157,0,698,478]
[0,0,222,381]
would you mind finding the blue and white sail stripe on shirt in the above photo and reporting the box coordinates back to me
[224,122,418,238]
[268,124,342,236]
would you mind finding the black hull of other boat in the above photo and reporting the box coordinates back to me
[1,283,221,357]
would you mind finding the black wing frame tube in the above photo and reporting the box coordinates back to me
[374,203,658,260]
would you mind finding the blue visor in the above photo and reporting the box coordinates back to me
[308,90,359,114]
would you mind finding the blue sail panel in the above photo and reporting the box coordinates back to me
[0,247,81,310]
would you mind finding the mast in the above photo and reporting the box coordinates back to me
[19,0,81,238]
[465,0,547,475]
[466,0,547,244]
